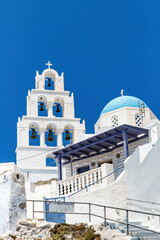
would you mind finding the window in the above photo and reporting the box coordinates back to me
[112,116,118,127]
[77,165,90,174]
[135,114,142,127]
[46,158,56,167]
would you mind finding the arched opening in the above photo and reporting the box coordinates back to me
[53,102,63,117]
[29,123,40,146]
[45,124,57,147]
[38,96,48,117]
[46,158,56,166]
[63,126,73,146]
[53,97,64,118]
[46,154,56,167]
[45,77,54,90]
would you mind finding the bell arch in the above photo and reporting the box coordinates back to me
[38,95,48,117]
[29,122,40,146]
[63,124,74,146]
[46,153,56,167]
[45,77,54,90]
[45,123,57,147]
[53,96,64,117]
[43,69,58,91]
[42,69,58,79]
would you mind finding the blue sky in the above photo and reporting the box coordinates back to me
[0,0,160,163]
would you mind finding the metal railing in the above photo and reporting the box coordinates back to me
[27,199,160,236]
[127,198,160,206]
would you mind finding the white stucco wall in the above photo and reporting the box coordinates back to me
[21,167,58,182]
[95,106,157,134]
[125,139,160,230]
[65,172,127,225]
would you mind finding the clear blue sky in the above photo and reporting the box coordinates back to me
[0,0,160,163]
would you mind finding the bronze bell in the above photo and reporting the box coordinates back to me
[39,103,44,111]
[31,129,38,139]
[56,104,61,113]
[48,79,51,87]
[65,130,71,141]
[47,130,55,142]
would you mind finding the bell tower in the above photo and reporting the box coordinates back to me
[16,62,85,181]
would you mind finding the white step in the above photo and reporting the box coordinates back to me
[132,231,160,237]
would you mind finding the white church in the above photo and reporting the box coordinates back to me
[1,62,160,237]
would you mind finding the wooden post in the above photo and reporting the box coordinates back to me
[122,130,129,159]
[58,154,62,180]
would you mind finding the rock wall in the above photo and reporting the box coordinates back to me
[0,219,131,240]
[0,170,26,235]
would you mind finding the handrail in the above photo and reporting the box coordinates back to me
[27,199,160,217]
[27,199,160,236]
[127,198,160,206]
[67,166,124,198]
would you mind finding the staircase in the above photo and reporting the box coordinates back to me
[106,220,160,240]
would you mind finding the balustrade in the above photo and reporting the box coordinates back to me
[57,167,103,196]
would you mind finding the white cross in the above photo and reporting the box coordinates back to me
[46,61,52,69]
[121,89,124,96]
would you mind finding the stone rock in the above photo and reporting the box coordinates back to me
[19,202,26,210]
[18,220,30,227]
[0,219,132,240]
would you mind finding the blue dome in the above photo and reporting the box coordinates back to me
[100,96,148,115]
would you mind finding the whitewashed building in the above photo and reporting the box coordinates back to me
[0,61,159,235]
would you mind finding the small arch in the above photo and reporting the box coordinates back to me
[135,113,142,127]
[45,77,54,90]
[38,95,47,104]
[42,69,58,79]
[111,115,118,127]
[38,96,48,117]
[43,69,57,90]
[46,153,56,167]
[45,123,57,147]
[29,122,40,146]
[30,103,36,116]
[53,97,64,117]
[20,129,27,145]
[63,124,74,146]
